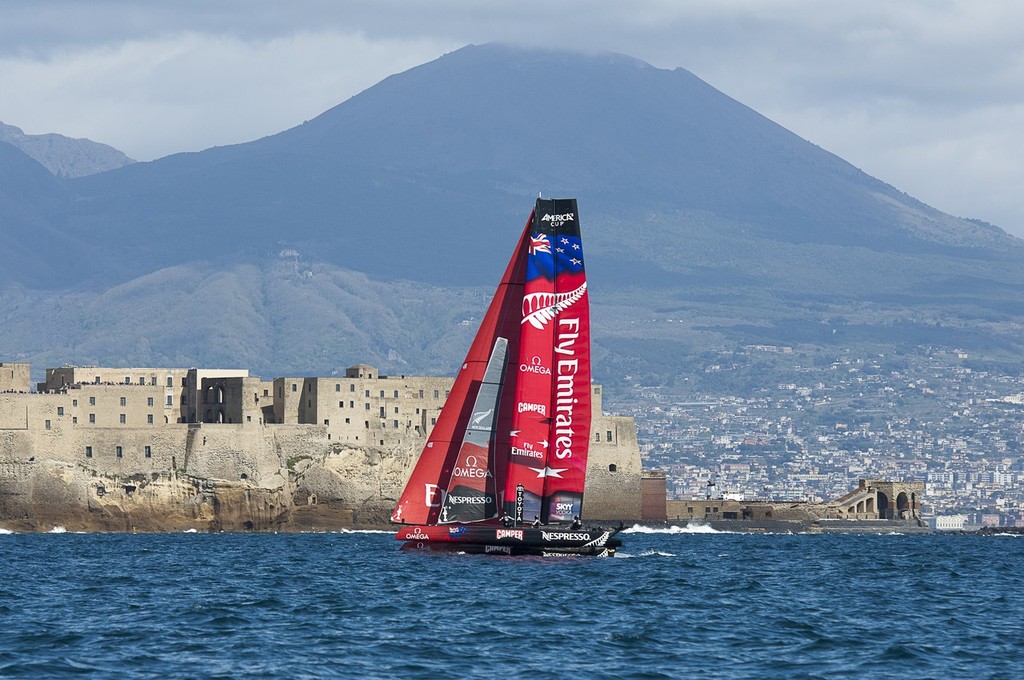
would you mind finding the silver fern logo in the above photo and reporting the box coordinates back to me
[521,283,587,330]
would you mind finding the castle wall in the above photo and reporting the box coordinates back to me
[0,396,30,431]
[664,499,828,521]
[0,389,187,471]
[583,409,643,521]
[69,383,173,428]
[182,423,320,486]
[666,480,924,524]
[186,369,249,423]
[41,367,189,423]
[315,375,450,446]
[641,472,668,520]
[0,363,30,393]
[0,363,647,529]
[272,377,306,424]
[198,376,266,425]
[869,478,925,519]
[1,392,72,461]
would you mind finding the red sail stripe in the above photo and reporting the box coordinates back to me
[502,211,557,522]
[390,214,531,525]
[540,200,590,522]
[542,268,591,521]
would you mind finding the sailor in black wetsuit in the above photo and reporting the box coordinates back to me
[501,513,515,527]
[570,515,582,530]
[531,515,541,528]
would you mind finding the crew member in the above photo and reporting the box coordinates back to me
[531,515,541,528]
[570,515,582,530]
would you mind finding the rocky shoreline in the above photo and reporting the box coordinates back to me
[0,455,402,534]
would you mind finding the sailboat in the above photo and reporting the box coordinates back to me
[392,197,623,556]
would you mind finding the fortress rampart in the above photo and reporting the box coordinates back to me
[1,362,30,393]
[663,478,927,532]
[0,362,643,531]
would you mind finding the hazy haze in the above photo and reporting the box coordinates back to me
[2,0,1022,235]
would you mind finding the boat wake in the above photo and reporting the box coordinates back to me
[0,528,14,535]
[48,526,67,534]
[615,549,677,559]
[621,523,729,534]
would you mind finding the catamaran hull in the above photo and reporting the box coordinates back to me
[395,525,622,557]
[400,543,616,557]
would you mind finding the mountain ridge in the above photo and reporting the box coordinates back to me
[1,43,1023,387]
[0,120,135,178]
[58,44,1021,288]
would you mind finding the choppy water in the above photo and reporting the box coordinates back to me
[1,526,1022,678]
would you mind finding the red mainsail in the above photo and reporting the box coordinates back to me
[391,198,591,526]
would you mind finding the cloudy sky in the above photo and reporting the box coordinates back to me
[2,0,1022,235]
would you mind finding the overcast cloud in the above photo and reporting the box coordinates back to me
[2,0,1022,235]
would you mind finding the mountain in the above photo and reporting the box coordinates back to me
[0,141,85,287]
[2,43,1024,387]
[0,121,135,178]
[62,45,1021,286]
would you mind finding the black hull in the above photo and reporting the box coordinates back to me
[399,540,620,557]
[394,524,622,557]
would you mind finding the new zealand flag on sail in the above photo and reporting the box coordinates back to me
[526,232,585,281]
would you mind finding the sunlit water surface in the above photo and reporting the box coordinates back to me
[2,526,1022,678]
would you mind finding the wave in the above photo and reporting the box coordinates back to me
[621,523,728,534]
[615,549,678,559]
[48,526,67,534]
[0,528,13,535]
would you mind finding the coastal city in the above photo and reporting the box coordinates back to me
[607,343,1024,529]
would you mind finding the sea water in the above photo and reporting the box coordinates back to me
[1,526,1022,678]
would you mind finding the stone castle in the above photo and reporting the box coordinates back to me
[649,477,928,533]
[0,361,642,532]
